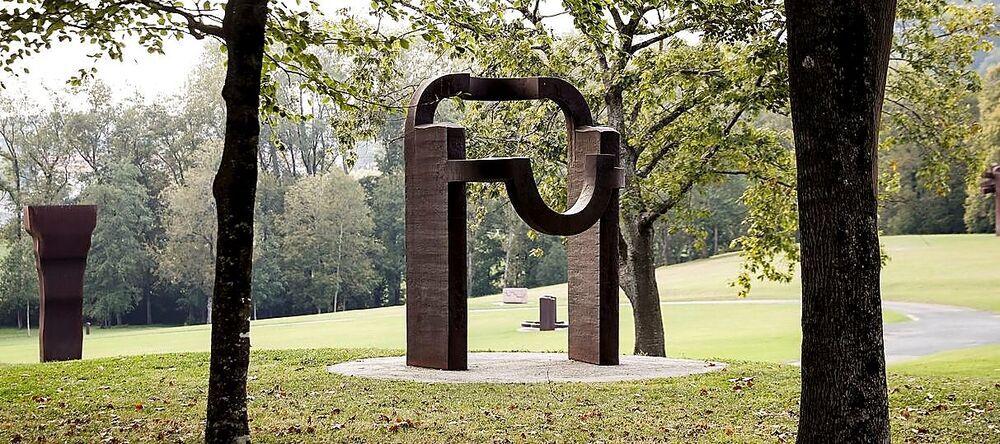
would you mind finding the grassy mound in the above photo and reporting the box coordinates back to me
[1,349,997,443]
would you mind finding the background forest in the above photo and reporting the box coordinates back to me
[0,0,999,330]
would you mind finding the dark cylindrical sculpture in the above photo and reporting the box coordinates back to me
[539,296,557,331]
[24,205,97,362]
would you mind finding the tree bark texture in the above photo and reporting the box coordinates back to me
[605,83,666,357]
[205,0,268,442]
[785,0,896,442]
[618,218,666,356]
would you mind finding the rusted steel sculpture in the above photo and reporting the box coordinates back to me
[24,205,97,362]
[520,295,568,331]
[980,163,1000,236]
[405,73,624,370]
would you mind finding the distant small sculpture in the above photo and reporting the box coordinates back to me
[502,287,528,304]
[521,295,568,331]
[24,205,97,362]
[405,73,624,370]
[980,163,1000,236]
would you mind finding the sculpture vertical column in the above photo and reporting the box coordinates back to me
[994,167,1000,237]
[979,164,1000,236]
[24,205,97,362]
[567,127,620,365]
[405,123,469,370]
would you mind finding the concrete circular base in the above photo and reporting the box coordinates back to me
[327,352,725,384]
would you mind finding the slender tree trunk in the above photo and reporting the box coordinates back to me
[502,211,528,288]
[333,222,345,313]
[713,227,718,256]
[390,281,402,306]
[146,290,152,325]
[205,1,268,442]
[618,218,666,356]
[786,0,896,442]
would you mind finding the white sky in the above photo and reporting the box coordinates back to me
[0,1,581,106]
[0,1,374,105]
[6,38,208,105]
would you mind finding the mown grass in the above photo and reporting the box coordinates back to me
[660,234,1000,312]
[0,302,907,365]
[0,349,997,443]
[893,344,1000,379]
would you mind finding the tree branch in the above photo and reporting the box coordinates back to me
[139,0,224,38]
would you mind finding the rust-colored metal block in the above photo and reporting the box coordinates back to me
[980,163,1000,237]
[404,73,623,369]
[24,205,97,362]
[539,296,557,331]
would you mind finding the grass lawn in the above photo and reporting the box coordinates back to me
[0,302,907,365]
[660,234,1000,312]
[893,344,1000,378]
[0,349,997,443]
[0,234,989,370]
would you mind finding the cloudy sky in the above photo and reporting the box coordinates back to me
[1,1,375,105]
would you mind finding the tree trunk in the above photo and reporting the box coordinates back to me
[502,211,528,288]
[146,290,152,325]
[786,0,896,442]
[606,82,666,357]
[389,281,402,306]
[205,1,268,442]
[618,218,666,356]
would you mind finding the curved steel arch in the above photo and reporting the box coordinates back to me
[404,73,622,370]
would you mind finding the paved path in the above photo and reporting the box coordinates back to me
[328,353,725,383]
[689,299,1000,364]
[881,301,1000,363]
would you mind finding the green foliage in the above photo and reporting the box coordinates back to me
[881,0,998,196]
[361,171,405,305]
[881,144,969,234]
[279,171,377,312]
[0,235,36,322]
[965,66,1000,232]
[80,161,155,324]
[158,147,218,324]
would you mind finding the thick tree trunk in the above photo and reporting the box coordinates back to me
[604,82,667,356]
[618,218,666,356]
[786,0,896,442]
[205,1,268,443]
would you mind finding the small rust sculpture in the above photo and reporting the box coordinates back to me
[24,205,97,362]
[521,295,568,331]
[980,163,1000,236]
[405,73,624,370]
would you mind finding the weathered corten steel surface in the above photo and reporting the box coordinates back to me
[405,73,623,370]
[24,205,97,362]
[980,163,1000,236]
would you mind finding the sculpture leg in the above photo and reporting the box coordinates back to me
[405,124,468,370]
[994,184,1000,237]
[38,259,86,362]
[567,128,620,365]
